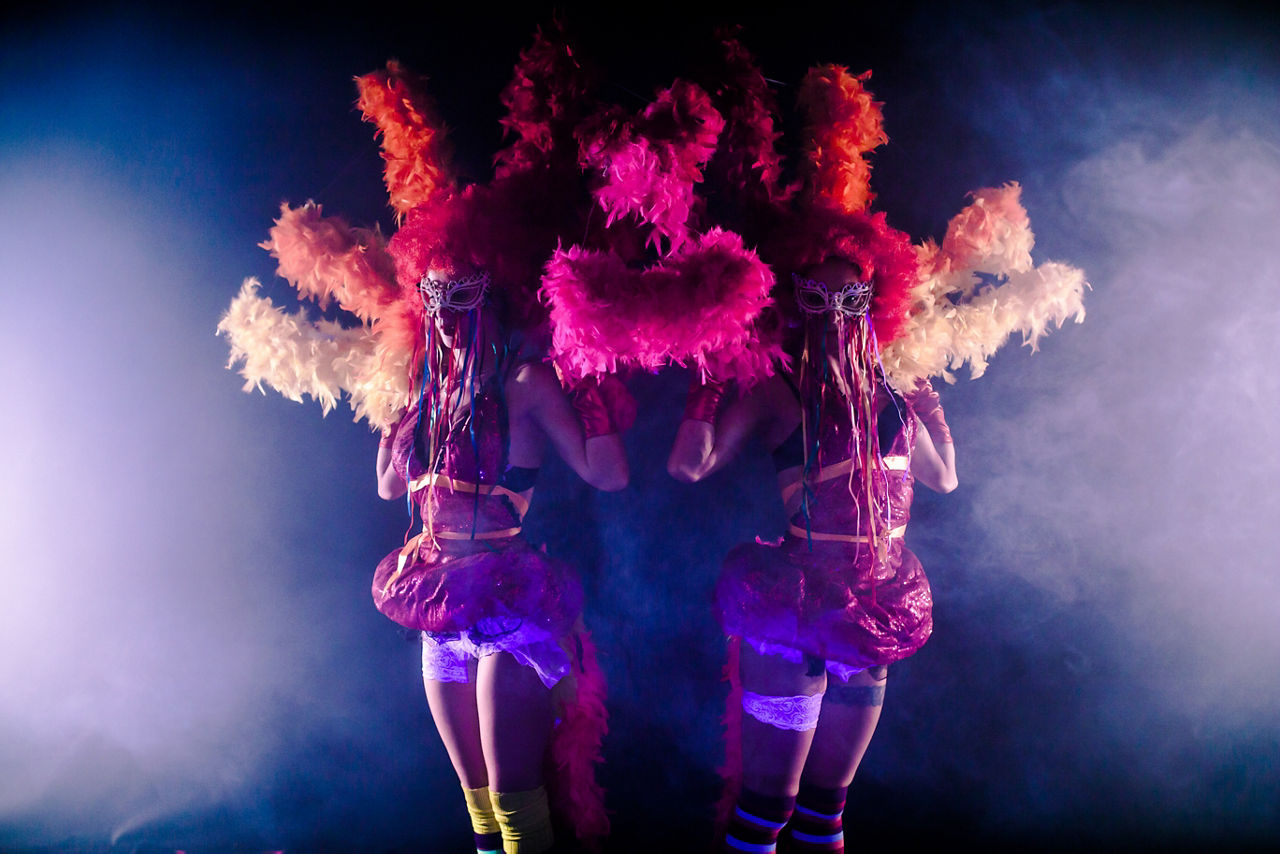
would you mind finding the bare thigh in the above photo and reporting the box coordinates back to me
[739,645,827,798]
[424,661,488,789]
[477,651,554,793]
[802,665,888,789]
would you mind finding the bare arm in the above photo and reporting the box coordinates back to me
[376,431,408,500]
[910,415,957,493]
[511,363,629,492]
[667,373,795,483]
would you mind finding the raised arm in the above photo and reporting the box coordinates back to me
[511,362,629,492]
[667,373,794,483]
[376,428,408,500]
[905,379,958,494]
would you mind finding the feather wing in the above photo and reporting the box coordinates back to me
[882,185,1088,387]
[217,279,408,431]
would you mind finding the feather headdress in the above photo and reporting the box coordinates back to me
[881,182,1088,387]
[797,66,887,215]
[540,76,783,387]
[220,29,592,432]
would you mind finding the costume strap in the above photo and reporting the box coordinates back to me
[786,523,907,543]
[409,472,531,519]
[779,455,909,505]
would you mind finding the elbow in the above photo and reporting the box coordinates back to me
[666,447,714,483]
[666,458,702,484]
[591,467,629,492]
[937,472,958,494]
[378,477,407,501]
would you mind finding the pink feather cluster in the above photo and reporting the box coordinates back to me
[772,208,920,344]
[936,181,1035,274]
[260,201,398,323]
[355,62,455,219]
[798,66,887,214]
[705,33,789,208]
[494,24,591,179]
[543,228,780,384]
[577,80,725,253]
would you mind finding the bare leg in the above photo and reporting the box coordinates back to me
[477,651,554,793]
[739,644,827,798]
[424,662,489,790]
[800,665,887,789]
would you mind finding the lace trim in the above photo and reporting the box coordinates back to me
[741,689,824,731]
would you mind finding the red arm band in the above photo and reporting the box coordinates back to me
[683,377,726,424]
[905,379,953,445]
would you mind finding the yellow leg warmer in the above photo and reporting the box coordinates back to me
[491,786,554,854]
[463,785,501,836]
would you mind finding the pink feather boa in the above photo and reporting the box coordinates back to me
[715,636,744,840]
[577,80,724,253]
[548,629,610,849]
[704,33,792,221]
[494,23,591,180]
[542,228,782,385]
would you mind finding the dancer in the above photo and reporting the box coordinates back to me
[375,258,627,854]
[666,40,1084,852]
[221,34,624,853]
[669,214,956,854]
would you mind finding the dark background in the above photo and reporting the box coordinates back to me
[2,1,1278,851]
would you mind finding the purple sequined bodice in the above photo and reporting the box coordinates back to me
[716,383,933,670]
[389,383,522,537]
[372,378,581,635]
[782,387,917,542]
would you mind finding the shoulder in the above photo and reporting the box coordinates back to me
[748,372,801,421]
[506,360,563,414]
[509,359,560,391]
[728,372,800,448]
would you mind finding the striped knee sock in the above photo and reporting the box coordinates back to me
[785,783,846,852]
[462,786,502,854]
[724,788,796,853]
[491,786,554,854]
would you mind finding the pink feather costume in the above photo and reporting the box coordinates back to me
[222,34,613,845]
[715,383,932,675]
[359,46,612,845]
[371,387,582,672]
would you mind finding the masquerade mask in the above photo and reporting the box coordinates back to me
[418,270,491,315]
[792,272,873,318]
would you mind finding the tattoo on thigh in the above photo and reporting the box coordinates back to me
[826,682,886,707]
